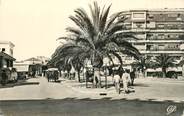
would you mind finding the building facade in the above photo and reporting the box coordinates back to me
[0,41,15,69]
[119,8,184,76]
[14,56,49,76]
[0,41,14,57]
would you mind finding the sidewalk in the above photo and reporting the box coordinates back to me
[0,78,41,89]
[62,77,184,102]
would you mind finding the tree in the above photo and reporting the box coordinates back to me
[55,1,140,87]
[132,56,153,77]
[154,54,175,78]
[52,42,89,81]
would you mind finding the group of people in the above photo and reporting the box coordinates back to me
[113,68,136,94]
[0,68,18,86]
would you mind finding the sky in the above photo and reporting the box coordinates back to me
[0,0,184,61]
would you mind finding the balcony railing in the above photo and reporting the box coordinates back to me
[140,50,184,54]
[148,48,180,51]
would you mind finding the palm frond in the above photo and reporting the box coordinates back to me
[109,51,123,66]
[104,12,122,32]
[66,27,82,35]
[99,4,111,33]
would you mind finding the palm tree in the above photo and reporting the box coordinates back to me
[56,1,140,87]
[132,56,153,77]
[53,42,89,80]
[154,54,175,78]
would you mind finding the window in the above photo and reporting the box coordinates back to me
[157,24,164,28]
[133,22,145,28]
[148,14,154,18]
[166,44,179,50]
[147,22,156,28]
[168,13,177,17]
[133,13,145,18]
[158,45,165,50]
[158,34,165,39]
[2,48,5,52]
[146,45,152,50]
[126,14,131,18]
[169,34,177,39]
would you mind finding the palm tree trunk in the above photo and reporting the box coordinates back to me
[93,68,96,88]
[162,68,166,78]
[141,67,145,78]
[74,70,78,81]
[92,53,97,88]
[77,70,81,82]
[67,71,70,80]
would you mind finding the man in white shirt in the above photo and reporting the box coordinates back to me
[114,72,121,94]
[122,69,131,94]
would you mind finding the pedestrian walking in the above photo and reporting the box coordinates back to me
[114,72,121,94]
[11,68,18,82]
[1,70,7,86]
[130,68,136,86]
[122,69,131,94]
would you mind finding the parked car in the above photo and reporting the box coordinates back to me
[46,68,59,82]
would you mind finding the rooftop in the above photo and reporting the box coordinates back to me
[0,40,15,47]
[120,8,184,13]
[0,52,16,61]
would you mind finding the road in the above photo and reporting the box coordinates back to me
[0,98,184,116]
[0,77,184,116]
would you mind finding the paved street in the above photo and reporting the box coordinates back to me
[0,77,184,116]
[0,77,80,100]
[0,98,184,116]
[0,77,184,102]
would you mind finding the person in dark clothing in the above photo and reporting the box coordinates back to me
[1,70,7,86]
[118,66,124,78]
[130,69,136,86]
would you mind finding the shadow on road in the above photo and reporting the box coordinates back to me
[0,82,39,89]
[132,83,150,87]
[0,97,183,116]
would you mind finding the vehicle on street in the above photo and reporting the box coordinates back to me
[46,68,59,82]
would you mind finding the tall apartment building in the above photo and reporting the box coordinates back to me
[118,8,184,75]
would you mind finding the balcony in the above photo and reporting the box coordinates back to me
[140,50,184,54]
[129,40,184,43]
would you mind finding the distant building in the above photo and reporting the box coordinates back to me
[14,56,49,76]
[0,41,16,69]
[0,41,15,57]
[24,57,43,64]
